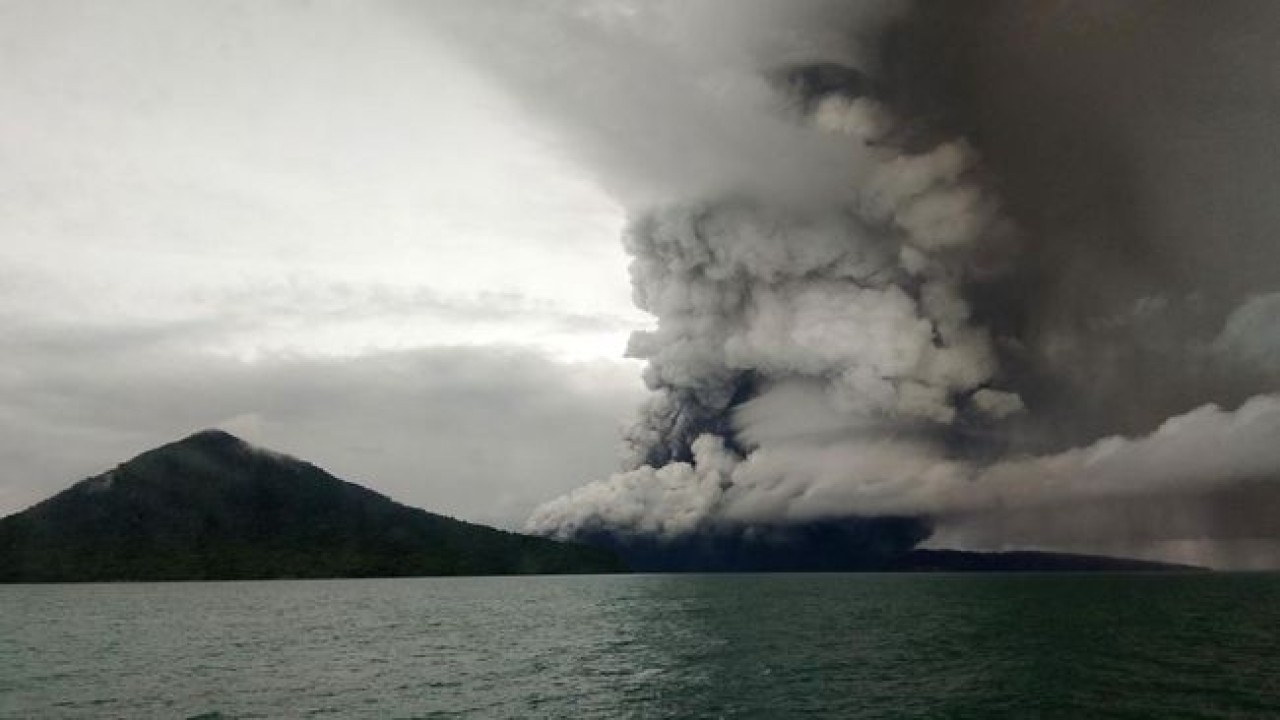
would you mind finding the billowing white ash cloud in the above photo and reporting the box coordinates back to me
[489,0,1024,539]
[424,1,1280,567]
[531,136,1019,536]
[534,393,1280,546]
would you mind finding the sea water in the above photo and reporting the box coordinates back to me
[2,573,1278,718]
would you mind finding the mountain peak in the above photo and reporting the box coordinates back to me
[176,428,250,450]
[0,431,626,581]
[144,429,288,469]
[114,428,269,478]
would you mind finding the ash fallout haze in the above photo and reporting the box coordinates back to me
[6,1,1280,570]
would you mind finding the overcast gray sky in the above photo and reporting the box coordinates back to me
[0,0,650,527]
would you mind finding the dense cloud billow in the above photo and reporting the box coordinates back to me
[425,1,1280,568]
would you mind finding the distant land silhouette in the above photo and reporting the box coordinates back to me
[576,525,1202,573]
[0,430,1200,582]
[0,430,625,581]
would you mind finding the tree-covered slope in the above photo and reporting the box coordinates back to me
[0,430,626,581]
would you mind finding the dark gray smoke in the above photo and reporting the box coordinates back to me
[421,1,1280,568]
[883,1,1280,447]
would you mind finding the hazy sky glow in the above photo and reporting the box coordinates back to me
[1,0,647,525]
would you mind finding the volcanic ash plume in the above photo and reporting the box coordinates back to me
[527,61,1021,541]
[425,1,1280,568]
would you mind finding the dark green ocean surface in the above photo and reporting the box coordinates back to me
[2,574,1278,719]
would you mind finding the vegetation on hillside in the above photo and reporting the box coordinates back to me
[0,430,626,582]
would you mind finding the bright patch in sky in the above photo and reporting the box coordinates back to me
[0,0,646,363]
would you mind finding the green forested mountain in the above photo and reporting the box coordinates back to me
[0,430,625,581]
